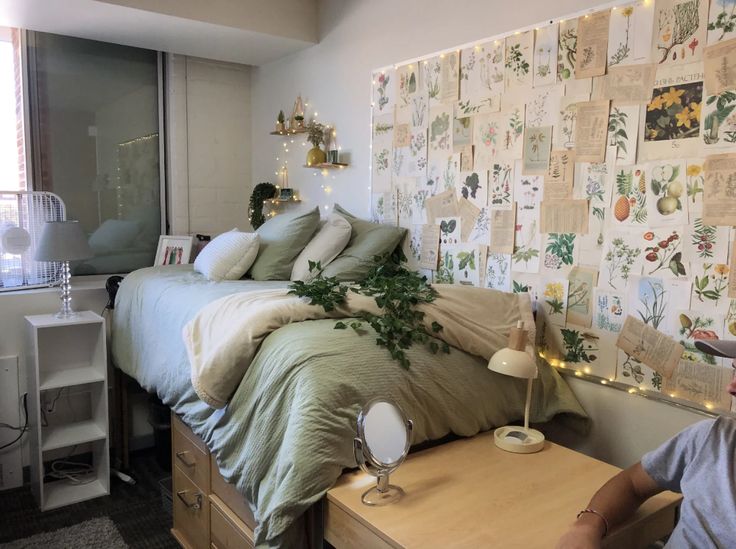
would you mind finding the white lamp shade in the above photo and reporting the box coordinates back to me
[34,221,93,262]
[488,348,538,379]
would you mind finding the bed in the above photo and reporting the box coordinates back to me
[111,264,587,547]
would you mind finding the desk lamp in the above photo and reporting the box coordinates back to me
[35,220,92,318]
[488,320,545,453]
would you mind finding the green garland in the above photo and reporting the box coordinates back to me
[248,182,277,229]
[288,256,448,368]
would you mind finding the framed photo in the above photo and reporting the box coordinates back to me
[278,187,294,201]
[154,235,194,266]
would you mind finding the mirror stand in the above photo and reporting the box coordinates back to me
[361,472,405,506]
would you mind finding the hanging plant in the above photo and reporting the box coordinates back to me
[248,182,277,229]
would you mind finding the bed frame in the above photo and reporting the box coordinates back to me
[112,369,323,549]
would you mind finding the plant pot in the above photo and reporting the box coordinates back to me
[306,146,326,166]
[275,122,285,132]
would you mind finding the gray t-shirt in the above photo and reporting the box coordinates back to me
[642,416,736,549]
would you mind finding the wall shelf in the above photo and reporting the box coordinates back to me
[303,162,348,169]
[269,128,307,136]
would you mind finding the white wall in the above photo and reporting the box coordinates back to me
[251,0,613,218]
[250,0,711,465]
[167,55,252,236]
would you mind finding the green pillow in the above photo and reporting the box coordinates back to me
[249,207,320,280]
[321,204,406,281]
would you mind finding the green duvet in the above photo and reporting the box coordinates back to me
[111,265,586,547]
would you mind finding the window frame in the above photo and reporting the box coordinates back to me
[23,30,168,251]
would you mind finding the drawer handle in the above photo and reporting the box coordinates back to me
[175,450,196,467]
[176,489,202,510]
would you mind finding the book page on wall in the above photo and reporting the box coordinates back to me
[370,0,736,414]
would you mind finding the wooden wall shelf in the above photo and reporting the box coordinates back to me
[270,128,307,136]
[303,162,349,169]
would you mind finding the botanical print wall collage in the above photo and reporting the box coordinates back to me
[371,0,736,412]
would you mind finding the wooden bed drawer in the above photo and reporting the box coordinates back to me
[210,495,254,549]
[210,454,257,531]
[173,415,210,492]
[173,465,210,549]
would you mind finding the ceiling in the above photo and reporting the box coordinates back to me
[0,0,318,66]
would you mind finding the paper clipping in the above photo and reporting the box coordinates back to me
[616,315,685,379]
[575,100,610,162]
[540,199,589,234]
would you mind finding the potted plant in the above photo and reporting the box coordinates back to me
[275,110,285,133]
[306,121,326,166]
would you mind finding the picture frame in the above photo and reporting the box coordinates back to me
[154,235,194,266]
[278,187,294,201]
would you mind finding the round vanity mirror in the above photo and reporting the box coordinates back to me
[354,399,413,506]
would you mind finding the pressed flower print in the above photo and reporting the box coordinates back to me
[702,89,736,149]
[460,42,504,108]
[708,0,736,43]
[606,105,640,165]
[496,104,525,159]
[645,81,703,141]
[652,0,708,64]
[490,162,514,210]
[611,165,648,227]
[372,69,395,113]
[534,24,559,88]
[594,288,626,333]
[504,31,533,91]
[543,279,569,327]
[646,160,689,227]
[599,231,644,290]
[641,227,688,279]
[522,126,553,175]
[472,113,500,170]
[691,262,730,310]
[608,1,655,66]
[683,218,729,263]
[485,253,512,291]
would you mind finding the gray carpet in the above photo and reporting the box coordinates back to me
[0,517,127,549]
[0,450,177,548]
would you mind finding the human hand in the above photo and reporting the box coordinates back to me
[555,523,603,549]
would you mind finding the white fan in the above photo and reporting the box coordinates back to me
[0,191,66,291]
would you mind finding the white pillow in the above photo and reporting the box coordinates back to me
[194,230,260,281]
[291,214,351,281]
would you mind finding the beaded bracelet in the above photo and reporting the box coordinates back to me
[577,508,609,538]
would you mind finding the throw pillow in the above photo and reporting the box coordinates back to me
[291,213,352,281]
[248,206,320,280]
[193,230,260,281]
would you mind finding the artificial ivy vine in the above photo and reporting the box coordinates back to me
[248,182,277,229]
[288,256,448,369]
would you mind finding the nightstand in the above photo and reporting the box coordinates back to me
[25,311,109,511]
[325,431,681,548]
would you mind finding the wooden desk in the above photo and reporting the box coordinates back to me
[325,431,681,549]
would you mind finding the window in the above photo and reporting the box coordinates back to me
[27,32,163,275]
[0,27,26,192]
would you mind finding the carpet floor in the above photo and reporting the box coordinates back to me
[1,517,128,549]
[0,450,177,549]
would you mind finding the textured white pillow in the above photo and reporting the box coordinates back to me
[291,214,352,281]
[194,230,260,281]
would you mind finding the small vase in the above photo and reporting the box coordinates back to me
[306,146,326,167]
[275,122,284,133]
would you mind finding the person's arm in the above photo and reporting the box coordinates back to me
[555,462,663,549]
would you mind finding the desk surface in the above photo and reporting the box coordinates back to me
[326,431,681,548]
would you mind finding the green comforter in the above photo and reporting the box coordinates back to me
[111,265,586,547]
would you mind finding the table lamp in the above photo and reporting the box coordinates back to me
[488,320,545,453]
[35,220,92,319]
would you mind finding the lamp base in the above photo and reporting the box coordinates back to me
[493,426,545,454]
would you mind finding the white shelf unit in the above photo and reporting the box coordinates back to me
[26,311,109,511]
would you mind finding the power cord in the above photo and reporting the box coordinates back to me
[0,393,28,451]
